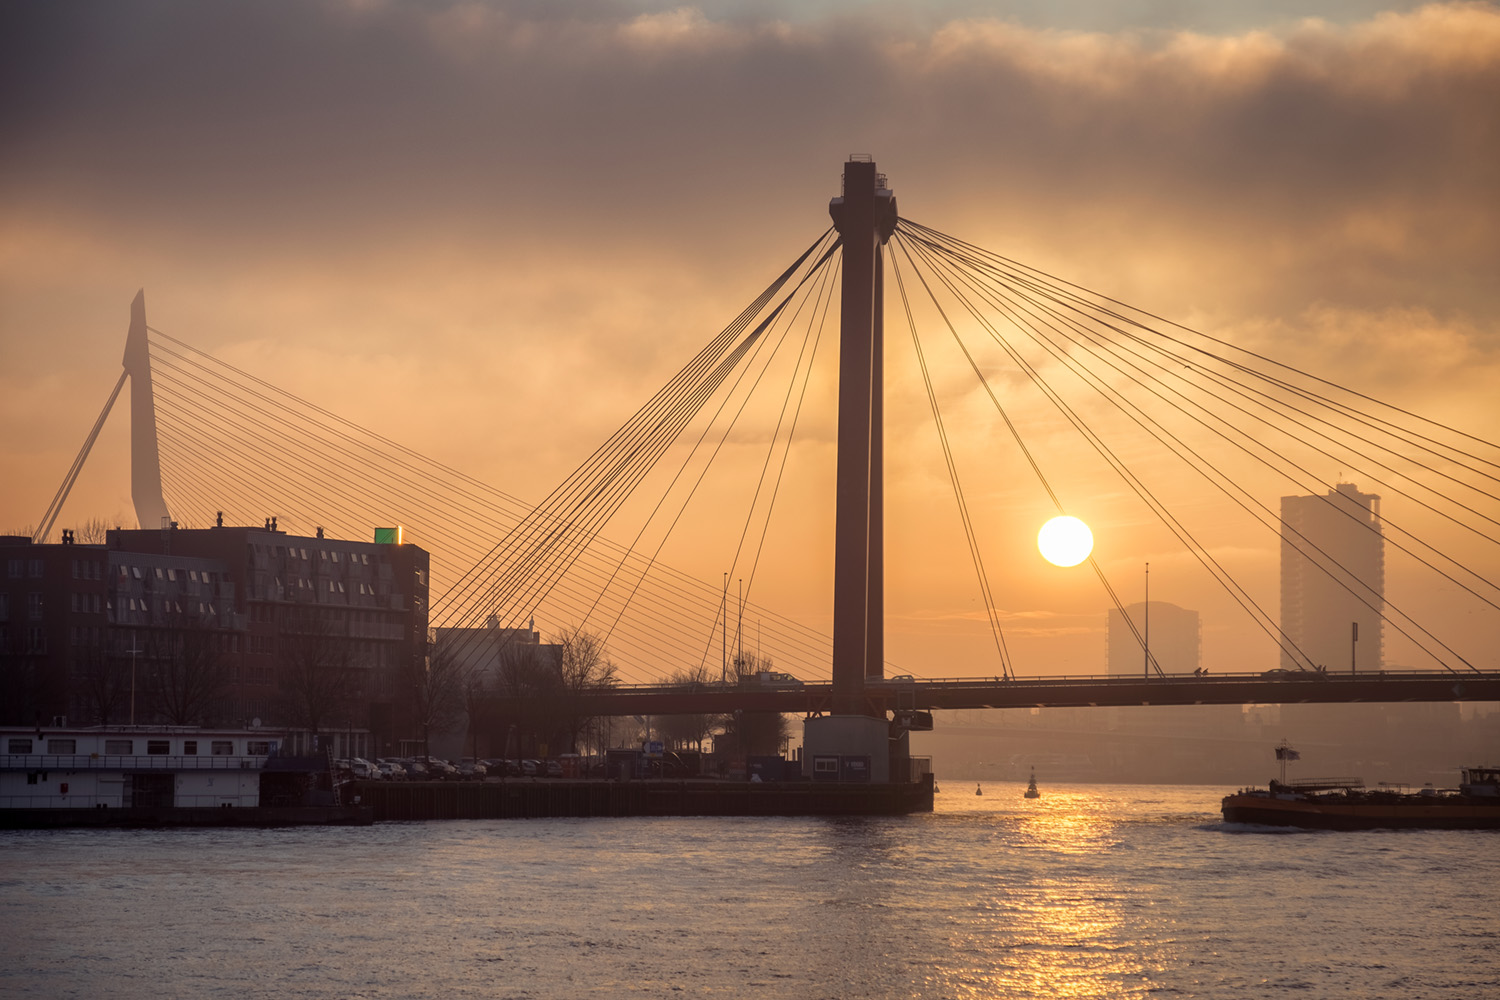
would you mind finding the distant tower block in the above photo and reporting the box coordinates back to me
[1280,483,1384,672]
[123,289,171,529]
[1108,602,1201,676]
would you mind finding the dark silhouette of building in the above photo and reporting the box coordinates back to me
[0,524,429,756]
[1107,601,1201,677]
[1280,483,1383,672]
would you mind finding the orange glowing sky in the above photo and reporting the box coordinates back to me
[2,1,1497,679]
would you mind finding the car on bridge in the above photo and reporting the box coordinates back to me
[740,670,804,688]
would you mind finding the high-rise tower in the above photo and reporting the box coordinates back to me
[1279,483,1384,672]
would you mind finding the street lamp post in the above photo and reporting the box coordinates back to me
[1143,562,1150,680]
[127,635,143,726]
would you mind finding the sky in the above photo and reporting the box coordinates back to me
[2,0,1497,679]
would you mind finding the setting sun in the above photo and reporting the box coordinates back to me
[1038,516,1094,567]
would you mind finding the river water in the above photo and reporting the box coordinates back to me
[3,782,1496,999]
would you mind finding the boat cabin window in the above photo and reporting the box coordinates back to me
[47,739,76,754]
[211,741,234,756]
[247,741,271,756]
[105,739,133,754]
[8,738,32,753]
[147,740,170,755]
[183,741,198,755]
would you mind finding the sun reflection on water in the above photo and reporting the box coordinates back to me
[923,783,1176,998]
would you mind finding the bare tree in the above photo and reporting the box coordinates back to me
[146,617,231,726]
[75,644,131,726]
[716,709,791,758]
[492,635,563,757]
[555,626,618,755]
[279,609,354,738]
[461,668,491,761]
[407,636,474,758]
[716,651,790,756]
[0,654,50,726]
[72,516,119,544]
[654,661,719,751]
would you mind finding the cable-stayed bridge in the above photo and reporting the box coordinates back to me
[35,157,1500,722]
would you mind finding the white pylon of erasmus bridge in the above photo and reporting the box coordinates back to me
[31,157,1500,687]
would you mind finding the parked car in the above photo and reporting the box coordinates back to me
[544,759,564,778]
[457,760,488,780]
[418,757,458,779]
[520,759,539,777]
[376,760,407,781]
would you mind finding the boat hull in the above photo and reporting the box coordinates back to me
[1222,792,1500,831]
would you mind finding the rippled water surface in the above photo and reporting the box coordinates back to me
[3,783,1497,998]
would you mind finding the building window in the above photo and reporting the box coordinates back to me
[7,738,33,753]
[0,593,7,621]
[47,739,77,754]
[28,559,44,578]
[26,627,46,654]
[28,592,43,620]
[183,741,198,755]
[155,567,164,579]
[147,740,170,755]
[247,741,271,756]
[105,739,133,754]
[7,558,21,579]
[211,741,234,755]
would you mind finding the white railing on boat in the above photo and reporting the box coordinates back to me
[0,754,269,771]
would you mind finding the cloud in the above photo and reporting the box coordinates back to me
[2,1,1496,672]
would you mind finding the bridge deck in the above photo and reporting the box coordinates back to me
[541,671,1500,717]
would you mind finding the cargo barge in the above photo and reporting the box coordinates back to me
[1221,765,1500,830]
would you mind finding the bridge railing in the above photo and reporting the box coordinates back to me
[588,667,1479,693]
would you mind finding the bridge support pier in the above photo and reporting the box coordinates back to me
[802,715,891,783]
[810,158,911,782]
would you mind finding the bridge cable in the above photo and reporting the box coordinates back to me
[889,245,1015,678]
[897,223,1481,673]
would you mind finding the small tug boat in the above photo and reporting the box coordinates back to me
[1024,769,1040,799]
[1221,743,1500,830]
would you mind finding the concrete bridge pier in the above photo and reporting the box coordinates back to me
[805,156,907,783]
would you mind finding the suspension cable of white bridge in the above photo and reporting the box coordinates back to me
[422,231,847,674]
[138,229,854,685]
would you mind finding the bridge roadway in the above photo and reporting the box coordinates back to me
[540,670,1500,718]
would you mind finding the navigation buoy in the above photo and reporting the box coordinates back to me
[976,783,983,796]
